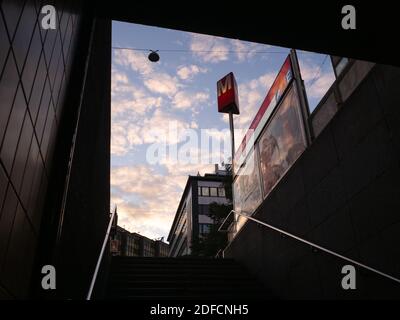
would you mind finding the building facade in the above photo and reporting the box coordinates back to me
[167,166,231,257]
[111,225,169,257]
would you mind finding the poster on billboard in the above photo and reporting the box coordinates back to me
[257,84,306,198]
[234,56,293,175]
[233,149,263,232]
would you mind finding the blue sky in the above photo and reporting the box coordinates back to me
[111,21,335,240]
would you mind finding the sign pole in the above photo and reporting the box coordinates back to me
[228,111,236,239]
[216,72,240,239]
[229,111,235,169]
[228,111,237,238]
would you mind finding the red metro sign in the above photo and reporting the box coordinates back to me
[217,72,240,114]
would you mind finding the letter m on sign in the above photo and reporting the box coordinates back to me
[218,74,232,97]
[217,72,240,114]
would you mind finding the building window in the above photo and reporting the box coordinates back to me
[335,57,349,77]
[331,56,349,78]
[218,187,225,197]
[143,240,155,257]
[210,187,218,197]
[199,224,212,235]
[134,242,140,256]
[198,187,202,196]
[199,204,209,215]
[201,187,209,196]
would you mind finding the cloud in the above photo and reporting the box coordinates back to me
[172,91,209,110]
[152,127,232,168]
[189,34,274,64]
[299,58,335,99]
[112,165,166,196]
[111,163,216,239]
[142,109,192,145]
[230,39,265,63]
[177,64,208,80]
[112,69,164,117]
[160,159,215,177]
[112,69,129,87]
[307,73,335,98]
[111,105,192,156]
[112,96,163,117]
[111,69,135,98]
[111,122,132,156]
[113,49,153,75]
[190,33,230,63]
[126,124,145,146]
[257,73,276,89]
[172,91,192,110]
[144,73,180,97]
[190,121,198,129]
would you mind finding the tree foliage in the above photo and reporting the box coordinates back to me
[191,202,232,257]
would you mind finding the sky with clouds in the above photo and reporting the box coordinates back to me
[111,21,336,240]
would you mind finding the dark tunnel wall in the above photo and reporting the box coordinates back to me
[0,0,84,298]
[0,0,110,299]
[53,16,111,299]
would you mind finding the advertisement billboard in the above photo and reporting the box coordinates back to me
[257,84,306,198]
[233,149,263,232]
[230,54,307,239]
[234,56,293,173]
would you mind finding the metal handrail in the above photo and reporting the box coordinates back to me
[86,209,117,300]
[219,210,400,285]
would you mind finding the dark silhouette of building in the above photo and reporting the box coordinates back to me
[168,166,231,257]
[109,208,169,257]
[111,225,169,257]
[110,209,169,257]
[154,239,170,257]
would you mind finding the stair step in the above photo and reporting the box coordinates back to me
[105,257,269,300]
[110,268,246,274]
[112,261,239,267]
[108,274,256,282]
[112,261,241,267]
[108,279,258,285]
[108,288,265,296]
[112,257,236,261]
[110,271,246,277]
[112,259,236,264]
[109,286,261,291]
[110,266,245,272]
[108,282,261,290]
[107,294,267,300]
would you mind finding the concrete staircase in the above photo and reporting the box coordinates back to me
[106,257,270,300]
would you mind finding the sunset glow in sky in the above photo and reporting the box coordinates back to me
[111,21,335,240]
